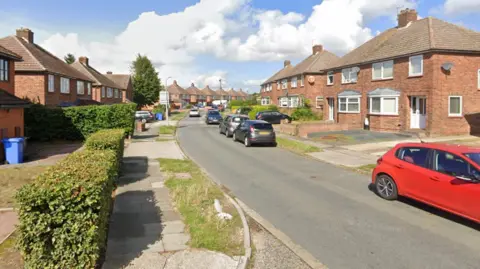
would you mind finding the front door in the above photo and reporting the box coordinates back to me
[410,96,426,129]
[328,98,334,121]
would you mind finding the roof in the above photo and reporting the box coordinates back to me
[338,90,361,96]
[201,85,216,96]
[237,89,248,96]
[71,61,118,88]
[216,88,229,96]
[227,88,241,96]
[0,45,22,60]
[104,74,131,90]
[167,80,186,94]
[331,17,480,69]
[0,36,92,81]
[0,89,30,108]
[185,83,202,95]
[289,50,339,77]
[261,65,294,85]
[368,88,401,96]
[396,142,480,154]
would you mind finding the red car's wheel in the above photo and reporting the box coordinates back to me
[375,174,398,200]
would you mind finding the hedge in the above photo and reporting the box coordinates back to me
[15,129,124,269]
[25,103,136,141]
[248,105,278,119]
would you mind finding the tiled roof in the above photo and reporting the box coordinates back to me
[0,36,92,81]
[167,80,186,94]
[261,64,294,85]
[289,50,339,76]
[331,17,480,69]
[71,61,118,88]
[227,88,240,96]
[0,89,30,108]
[216,88,229,96]
[104,73,131,90]
[201,85,216,96]
[0,45,21,60]
[185,83,202,95]
[237,89,248,96]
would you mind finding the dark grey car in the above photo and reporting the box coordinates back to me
[219,114,249,137]
[232,120,276,147]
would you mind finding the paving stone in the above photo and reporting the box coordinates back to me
[162,220,185,235]
[161,210,182,222]
[125,252,168,269]
[162,233,190,252]
[163,249,238,269]
[151,181,164,189]
[154,188,171,200]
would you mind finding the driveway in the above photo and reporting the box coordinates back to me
[307,129,412,146]
[177,116,480,269]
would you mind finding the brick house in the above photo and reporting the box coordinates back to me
[0,28,93,106]
[216,88,229,101]
[104,71,134,103]
[237,89,248,101]
[260,45,339,112]
[167,80,186,108]
[185,83,203,104]
[201,85,216,105]
[322,9,480,136]
[71,57,123,104]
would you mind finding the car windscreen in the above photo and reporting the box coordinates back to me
[253,123,273,130]
[233,117,246,122]
[208,111,220,116]
[464,152,480,165]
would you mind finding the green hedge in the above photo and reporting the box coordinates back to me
[248,105,278,119]
[85,129,125,164]
[25,103,136,141]
[227,99,257,109]
[291,107,321,121]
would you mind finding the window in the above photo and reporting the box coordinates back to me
[268,83,272,91]
[279,97,288,107]
[478,69,480,89]
[341,67,358,83]
[261,97,270,105]
[48,74,55,92]
[107,87,113,98]
[396,147,430,168]
[114,88,119,98]
[409,55,423,76]
[281,79,287,89]
[87,83,91,95]
[290,97,299,108]
[101,87,105,98]
[300,75,304,87]
[369,96,398,115]
[338,97,360,113]
[372,60,393,80]
[291,77,297,88]
[77,81,84,94]
[0,58,8,81]
[448,96,462,116]
[433,150,479,179]
[277,81,280,89]
[327,71,334,85]
[316,96,323,108]
[60,77,70,93]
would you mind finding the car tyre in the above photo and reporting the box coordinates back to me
[232,132,237,142]
[375,174,398,200]
[244,137,251,147]
[219,127,223,134]
[270,142,277,147]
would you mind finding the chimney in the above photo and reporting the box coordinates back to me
[79,56,89,66]
[16,28,34,43]
[191,83,195,87]
[284,60,291,67]
[397,8,418,28]
[173,80,178,85]
[106,71,113,74]
[312,45,323,55]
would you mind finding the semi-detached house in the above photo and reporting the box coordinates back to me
[104,71,134,103]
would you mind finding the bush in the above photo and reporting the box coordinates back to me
[185,104,192,109]
[248,105,278,119]
[228,99,257,109]
[291,107,320,121]
[85,129,125,164]
[25,103,136,141]
[15,149,119,269]
[152,105,167,114]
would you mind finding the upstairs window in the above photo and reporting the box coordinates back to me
[372,60,393,80]
[341,68,358,84]
[291,77,297,88]
[327,71,334,85]
[60,77,70,93]
[87,83,91,95]
[281,79,287,89]
[101,87,105,98]
[409,55,423,76]
[77,81,84,94]
[277,81,280,89]
[48,74,55,92]
[0,58,8,81]
[300,75,304,87]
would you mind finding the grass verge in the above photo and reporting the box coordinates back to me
[0,166,48,208]
[355,164,376,175]
[276,137,321,154]
[0,231,23,269]
[159,158,244,256]
[170,111,187,121]
[159,125,177,135]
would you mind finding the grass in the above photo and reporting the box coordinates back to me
[159,158,244,256]
[0,166,47,208]
[0,231,23,269]
[159,125,177,135]
[355,164,377,175]
[276,137,321,154]
[169,111,187,121]
[156,137,174,142]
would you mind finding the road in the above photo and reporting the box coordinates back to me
[177,115,480,269]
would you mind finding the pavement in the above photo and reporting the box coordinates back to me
[177,115,480,269]
[0,211,17,244]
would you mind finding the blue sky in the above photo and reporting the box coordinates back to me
[1,0,479,92]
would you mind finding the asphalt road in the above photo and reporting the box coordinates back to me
[177,115,480,269]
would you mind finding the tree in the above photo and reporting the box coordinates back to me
[131,54,162,108]
[64,53,76,64]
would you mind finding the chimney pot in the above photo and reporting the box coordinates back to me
[284,60,291,67]
[191,83,194,86]
[106,71,113,74]
[173,80,178,84]
[79,56,89,66]
[398,8,418,28]
[312,44,323,55]
[16,28,34,43]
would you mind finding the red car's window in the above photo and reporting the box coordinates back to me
[396,147,430,167]
[433,150,478,178]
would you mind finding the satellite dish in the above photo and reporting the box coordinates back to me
[352,66,360,73]
[442,62,454,71]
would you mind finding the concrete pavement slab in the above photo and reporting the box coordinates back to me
[0,211,17,244]
[151,181,165,188]
[125,141,185,160]
[162,233,190,252]
[124,252,168,269]
[161,210,182,222]
[308,148,378,167]
[164,249,238,269]
[162,220,185,235]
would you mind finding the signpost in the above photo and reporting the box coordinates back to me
[159,91,169,126]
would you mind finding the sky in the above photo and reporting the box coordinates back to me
[0,0,479,93]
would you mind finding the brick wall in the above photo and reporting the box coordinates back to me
[0,108,24,138]
[0,60,15,94]
[92,85,123,104]
[45,76,91,106]
[275,121,358,137]
[15,73,45,104]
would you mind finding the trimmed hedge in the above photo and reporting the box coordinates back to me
[25,103,136,141]
[15,129,124,269]
[248,105,278,119]
[291,107,321,121]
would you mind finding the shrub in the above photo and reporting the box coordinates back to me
[15,149,119,269]
[85,129,125,164]
[25,103,136,141]
[185,104,192,109]
[152,105,167,114]
[248,105,278,119]
[291,107,320,121]
[228,99,257,109]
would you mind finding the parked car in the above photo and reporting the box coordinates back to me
[232,120,276,147]
[256,111,291,124]
[205,110,223,124]
[219,114,249,137]
[135,111,154,123]
[189,108,200,117]
[217,104,225,112]
[372,142,480,223]
[235,107,252,115]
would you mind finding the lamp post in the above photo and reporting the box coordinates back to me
[165,77,172,126]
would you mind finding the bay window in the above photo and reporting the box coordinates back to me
[60,77,70,93]
[101,87,105,98]
[279,97,288,107]
[341,67,358,83]
[48,74,55,92]
[77,81,84,94]
[369,97,398,115]
[372,60,393,80]
[87,83,91,95]
[107,87,113,98]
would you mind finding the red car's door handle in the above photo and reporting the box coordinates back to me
[430,176,440,181]
[395,164,404,169]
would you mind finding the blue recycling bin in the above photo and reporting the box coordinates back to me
[2,137,25,164]
[156,113,163,121]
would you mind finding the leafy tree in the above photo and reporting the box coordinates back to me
[64,53,76,64]
[131,54,162,108]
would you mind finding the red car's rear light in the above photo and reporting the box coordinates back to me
[376,157,383,165]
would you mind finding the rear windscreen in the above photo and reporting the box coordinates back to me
[253,123,273,130]
[208,111,220,116]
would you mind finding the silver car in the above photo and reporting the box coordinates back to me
[219,114,249,137]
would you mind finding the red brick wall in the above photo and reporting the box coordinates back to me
[45,75,91,106]
[15,73,45,104]
[0,108,24,137]
[0,60,15,94]
[92,86,122,104]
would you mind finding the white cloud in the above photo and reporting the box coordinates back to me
[444,0,480,15]
[243,79,266,86]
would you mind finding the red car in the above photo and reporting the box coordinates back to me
[372,142,480,223]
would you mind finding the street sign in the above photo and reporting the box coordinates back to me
[159,91,169,105]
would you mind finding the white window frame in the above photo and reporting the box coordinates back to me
[87,83,91,95]
[0,59,8,81]
[101,86,105,98]
[372,60,394,80]
[261,97,271,106]
[448,96,462,117]
[341,68,358,84]
[48,74,55,92]
[279,97,288,107]
[114,88,118,98]
[368,96,399,115]
[409,55,423,77]
[277,81,280,89]
[107,87,113,98]
[300,75,304,87]
[291,77,297,88]
[327,71,334,85]
[77,81,84,95]
[281,79,287,89]
[60,77,70,94]
[477,69,480,89]
[338,96,360,113]
[316,96,323,108]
